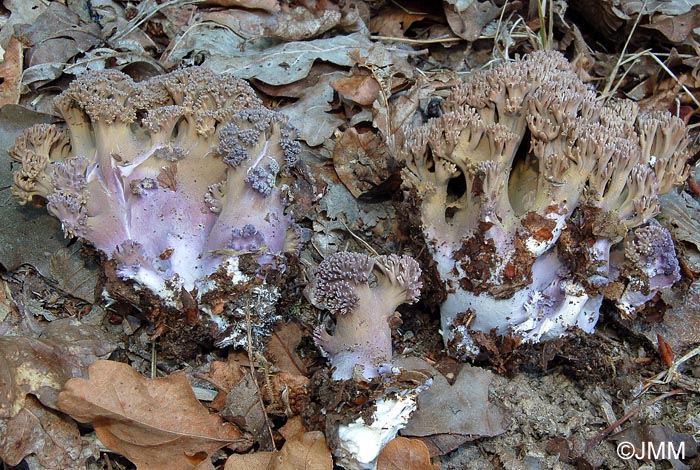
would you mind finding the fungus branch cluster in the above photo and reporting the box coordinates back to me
[10,68,301,312]
[398,51,689,357]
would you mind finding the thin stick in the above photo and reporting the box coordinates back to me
[644,52,700,109]
[585,389,684,452]
[341,221,379,257]
[389,0,427,15]
[602,0,648,98]
[150,340,157,379]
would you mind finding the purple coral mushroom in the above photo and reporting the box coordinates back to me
[313,252,422,380]
[9,68,302,325]
[398,51,689,358]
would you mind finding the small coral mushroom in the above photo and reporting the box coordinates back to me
[398,51,688,358]
[10,68,301,346]
[313,252,422,380]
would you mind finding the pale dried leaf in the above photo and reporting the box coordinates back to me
[208,357,246,387]
[443,0,501,41]
[660,191,700,250]
[370,3,427,37]
[377,437,440,470]
[279,416,307,440]
[49,247,99,303]
[224,431,331,470]
[333,127,390,198]
[17,2,102,87]
[222,372,272,450]
[0,0,47,49]
[641,10,700,42]
[160,23,245,69]
[91,0,157,50]
[278,72,345,146]
[630,280,700,356]
[0,318,116,418]
[202,3,341,42]
[397,358,505,455]
[57,360,244,470]
[623,0,700,16]
[207,32,394,86]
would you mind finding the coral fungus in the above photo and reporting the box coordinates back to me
[10,68,301,346]
[311,252,427,470]
[397,51,689,358]
[313,252,422,380]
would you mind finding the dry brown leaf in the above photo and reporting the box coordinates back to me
[377,437,440,470]
[0,318,116,418]
[57,360,244,470]
[0,395,88,467]
[333,127,390,198]
[49,247,99,304]
[224,451,274,469]
[370,1,428,38]
[0,36,23,106]
[279,416,307,440]
[202,2,341,42]
[205,0,281,11]
[641,10,700,43]
[17,2,102,88]
[276,71,346,146]
[265,321,308,375]
[332,73,381,106]
[273,431,333,470]
[221,372,272,450]
[208,357,246,411]
[0,318,112,467]
[224,431,332,470]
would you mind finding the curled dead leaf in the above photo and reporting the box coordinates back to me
[57,360,244,470]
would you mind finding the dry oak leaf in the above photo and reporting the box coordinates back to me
[377,437,440,470]
[57,360,244,470]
